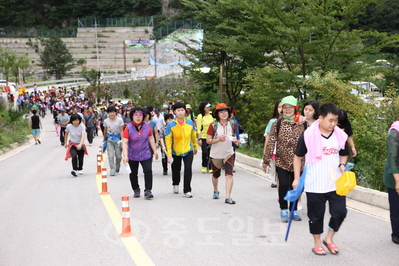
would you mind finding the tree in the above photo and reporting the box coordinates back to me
[0,48,17,83]
[26,36,85,79]
[10,54,34,84]
[183,0,399,101]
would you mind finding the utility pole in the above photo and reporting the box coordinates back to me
[220,51,226,103]
[123,41,126,74]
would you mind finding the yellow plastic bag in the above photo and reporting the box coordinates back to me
[335,171,357,196]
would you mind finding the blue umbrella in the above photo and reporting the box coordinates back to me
[285,200,297,242]
[284,165,307,242]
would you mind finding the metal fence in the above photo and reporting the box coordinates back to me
[153,18,201,40]
[77,17,153,28]
[0,29,77,38]
[0,17,200,39]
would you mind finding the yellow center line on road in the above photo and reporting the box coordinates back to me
[96,172,155,266]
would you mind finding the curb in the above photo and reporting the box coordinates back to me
[235,151,389,210]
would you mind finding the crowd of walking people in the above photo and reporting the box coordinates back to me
[25,86,399,254]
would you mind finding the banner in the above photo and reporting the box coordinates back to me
[124,40,155,49]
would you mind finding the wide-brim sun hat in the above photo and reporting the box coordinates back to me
[213,103,230,116]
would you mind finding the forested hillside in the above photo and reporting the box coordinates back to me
[0,0,188,29]
[0,0,398,37]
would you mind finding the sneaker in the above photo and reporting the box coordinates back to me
[71,170,77,177]
[144,189,154,199]
[280,209,289,223]
[183,192,193,198]
[208,169,213,173]
[133,188,141,198]
[292,211,302,221]
[37,139,41,144]
[115,168,120,173]
[201,167,207,173]
[173,185,179,194]
[271,182,277,188]
[61,143,64,146]
[110,172,115,176]
[77,170,83,175]
[89,143,92,146]
[213,191,220,199]
[225,198,236,204]
[163,170,168,175]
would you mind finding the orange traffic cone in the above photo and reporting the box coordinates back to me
[120,196,134,237]
[100,168,110,195]
[96,154,102,174]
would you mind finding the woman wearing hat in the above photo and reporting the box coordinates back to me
[197,101,214,173]
[207,103,240,204]
[262,95,306,222]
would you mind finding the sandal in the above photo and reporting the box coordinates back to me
[312,246,326,256]
[323,240,339,254]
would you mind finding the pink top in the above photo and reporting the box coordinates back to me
[304,119,348,163]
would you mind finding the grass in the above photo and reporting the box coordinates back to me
[237,143,263,159]
[0,108,30,151]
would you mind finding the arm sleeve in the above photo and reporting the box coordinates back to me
[196,114,202,135]
[235,121,240,140]
[207,123,214,137]
[345,120,353,137]
[339,142,350,156]
[265,118,276,136]
[123,126,129,139]
[387,131,399,173]
[294,134,307,157]
[263,120,278,162]
[148,124,153,137]
[191,125,198,149]
[165,123,173,157]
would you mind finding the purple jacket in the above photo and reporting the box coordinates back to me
[127,122,152,161]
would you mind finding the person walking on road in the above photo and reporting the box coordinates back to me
[165,102,198,198]
[29,110,43,145]
[159,113,175,175]
[84,106,97,146]
[57,109,70,146]
[263,99,282,188]
[293,102,349,255]
[103,106,124,176]
[197,101,214,173]
[64,114,88,177]
[262,95,307,223]
[98,107,108,136]
[383,120,399,245]
[206,103,240,204]
[122,107,159,199]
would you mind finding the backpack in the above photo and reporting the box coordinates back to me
[212,120,236,139]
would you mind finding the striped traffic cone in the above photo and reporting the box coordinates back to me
[120,196,134,237]
[96,154,102,174]
[100,168,110,195]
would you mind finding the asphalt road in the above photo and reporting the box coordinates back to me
[0,113,397,266]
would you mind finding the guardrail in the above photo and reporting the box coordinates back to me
[22,66,183,89]
[24,74,132,88]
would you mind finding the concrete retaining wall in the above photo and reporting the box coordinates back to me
[235,151,389,210]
